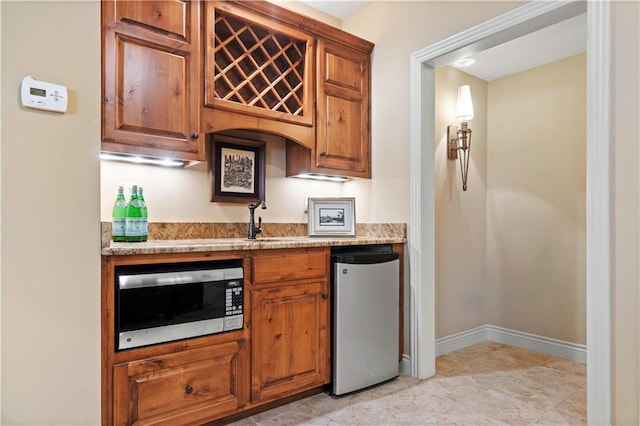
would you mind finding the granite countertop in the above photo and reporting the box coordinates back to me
[102,236,405,256]
[101,222,407,256]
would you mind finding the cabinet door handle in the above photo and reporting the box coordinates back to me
[322,294,328,300]
[319,151,327,157]
[185,385,194,395]
[191,132,199,140]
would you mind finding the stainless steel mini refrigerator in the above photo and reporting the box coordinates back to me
[330,246,400,396]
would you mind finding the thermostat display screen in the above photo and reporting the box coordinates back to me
[30,87,46,97]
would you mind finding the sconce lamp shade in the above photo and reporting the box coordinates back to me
[455,85,474,122]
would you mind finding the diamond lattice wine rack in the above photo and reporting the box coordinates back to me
[206,5,314,126]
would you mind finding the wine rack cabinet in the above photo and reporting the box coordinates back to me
[205,2,315,127]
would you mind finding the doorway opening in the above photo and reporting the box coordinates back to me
[408,1,611,424]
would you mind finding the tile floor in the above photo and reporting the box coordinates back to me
[229,342,586,425]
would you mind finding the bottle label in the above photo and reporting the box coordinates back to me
[141,218,148,237]
[126,217,144,236]
[112,218,126,237]
[130,199,142,208]
[115,200,127,209]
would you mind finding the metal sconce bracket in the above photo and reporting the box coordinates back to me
[447,125,459,160]
[447,123,472,191]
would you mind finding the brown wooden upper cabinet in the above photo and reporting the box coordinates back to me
[316,40,370,176]
[101,0,204,161]
[287,39,371,178]
[102,0,373,177]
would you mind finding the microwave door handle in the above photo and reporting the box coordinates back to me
[118,269,235,289]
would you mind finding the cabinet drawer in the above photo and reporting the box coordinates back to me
[252,249,327,284]
[113,342,248,425]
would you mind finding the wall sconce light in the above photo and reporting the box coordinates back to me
[447,85,474,191]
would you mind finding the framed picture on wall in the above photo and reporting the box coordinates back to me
[209,134,265,203]
[308,197,356,237]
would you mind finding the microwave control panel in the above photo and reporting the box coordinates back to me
[225,279,243,316]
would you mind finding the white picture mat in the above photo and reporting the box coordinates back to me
[308,198,356,237]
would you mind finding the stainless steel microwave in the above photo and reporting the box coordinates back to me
[114,260,244,351]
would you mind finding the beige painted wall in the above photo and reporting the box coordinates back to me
[432,55,586,343]
[3,0,638,423]
[486,54,587,344]
[101,140,347,223]
[611,1,640,424]
[1,1,101,424]
[434,67,488,338]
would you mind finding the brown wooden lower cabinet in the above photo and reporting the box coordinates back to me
[102,245,401,424]
[250,281,330,403]
[250,247,331,403]
[112,341,248,425]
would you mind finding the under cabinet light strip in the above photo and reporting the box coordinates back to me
[293,173,349,182]
[100,153,184,168]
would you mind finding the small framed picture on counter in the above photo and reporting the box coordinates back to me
[308,197,356,237]
[210,134,265,203]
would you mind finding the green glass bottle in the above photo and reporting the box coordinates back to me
[125,184,142,242]
[138,187,148,242]
[111,186,127,242]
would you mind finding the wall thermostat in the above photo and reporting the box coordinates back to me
[20,76,68,113]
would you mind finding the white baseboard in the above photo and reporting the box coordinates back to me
[486,325,586,364]
[434,325,488,356]
[399,354,411,376]
[433,324,586,364]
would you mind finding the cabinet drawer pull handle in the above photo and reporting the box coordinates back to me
[191,132,199,140]
[319,151,327,157]
[185,385,194,395]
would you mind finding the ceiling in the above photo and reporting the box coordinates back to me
[450,13,586,81]
[299,0,370,20]
[299,1,586,81]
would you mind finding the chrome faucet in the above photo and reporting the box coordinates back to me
[248,200,266,239]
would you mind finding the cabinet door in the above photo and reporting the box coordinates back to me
[251,282,330,402]
[102,0,204,161]
[316,39,371,177]
[113,342,248,425]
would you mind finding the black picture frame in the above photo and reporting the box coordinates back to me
[209,134,265,203]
